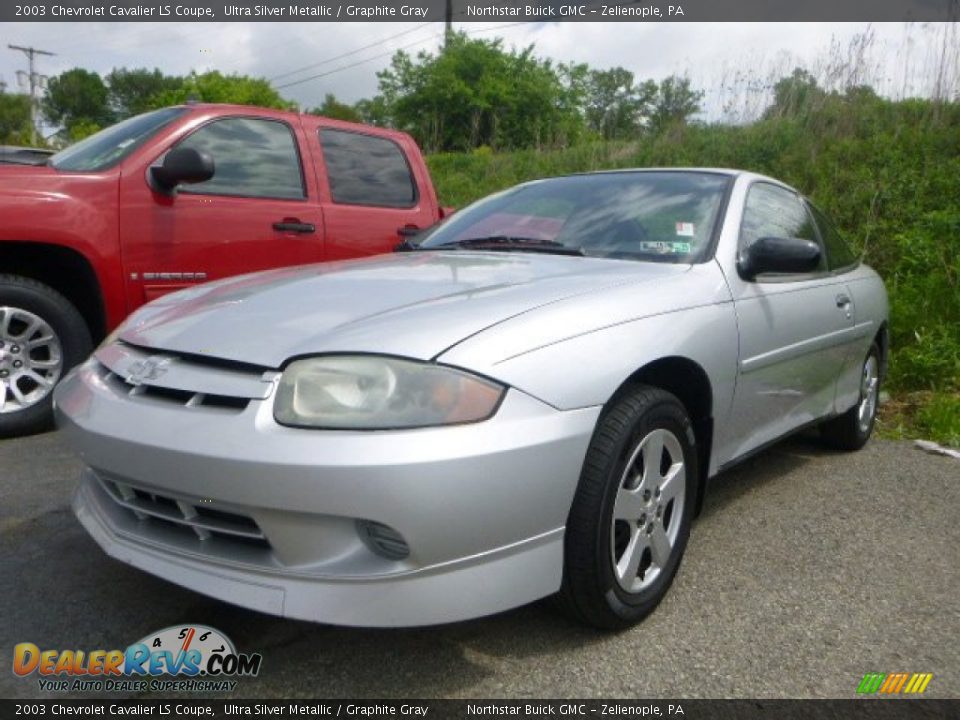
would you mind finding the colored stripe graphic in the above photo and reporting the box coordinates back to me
[857,672,932,695]
[857,673,886,693]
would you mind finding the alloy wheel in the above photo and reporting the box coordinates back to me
[0,307,64,414]
[611,428,686,593]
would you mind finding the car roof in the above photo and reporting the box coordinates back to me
[561,167,797,192]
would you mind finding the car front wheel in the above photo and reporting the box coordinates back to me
[559,385,697,630]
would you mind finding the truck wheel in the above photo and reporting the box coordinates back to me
[819,343,881,452]
[558,385,697,630]
[0,275,92,438]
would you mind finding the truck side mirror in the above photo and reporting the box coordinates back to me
[149,147,215,194]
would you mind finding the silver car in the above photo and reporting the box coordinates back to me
[55,169,888,629]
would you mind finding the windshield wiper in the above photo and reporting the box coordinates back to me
[429,236,585,256]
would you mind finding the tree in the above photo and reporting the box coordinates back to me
[373,33,586,152]
[151,71,294,110]
[584,67,657,140]
[106,67,183,119]
[764,68,826,119]
[309,93,362,123]
[0,92,35,145]
[43,68,113,139]
[354,95,392,127]
[649,75,703,133]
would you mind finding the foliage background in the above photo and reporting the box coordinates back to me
[0,29,956,443]
[425,94,960,444]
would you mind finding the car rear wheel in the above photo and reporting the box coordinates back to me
[0,275,92,438]
[559,385,697,630]
[819,343,881,452]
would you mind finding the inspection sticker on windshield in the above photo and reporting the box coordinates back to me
[675,222,695,237]
[639,241,691,254]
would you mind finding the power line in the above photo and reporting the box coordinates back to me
[274,21,530,91]
[269,23,433,82]
[8,44,55,146]
[274,32,444,90]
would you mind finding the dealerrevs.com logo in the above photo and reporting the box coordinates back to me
[12,625,262,693]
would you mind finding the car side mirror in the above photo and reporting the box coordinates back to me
[738,236,821,279]
[149,147,215,194]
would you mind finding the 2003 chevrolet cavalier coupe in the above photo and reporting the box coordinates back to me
[55,169,888,629]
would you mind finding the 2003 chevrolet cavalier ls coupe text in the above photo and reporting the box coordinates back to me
[55,169,888,629]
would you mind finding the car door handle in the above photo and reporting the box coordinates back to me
[836,293,851,307]
[272,220,315,234]
[397,225,421,238]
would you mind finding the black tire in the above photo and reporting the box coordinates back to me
[558,385,698,630]
[819,343,881,452]
[0,275,92,438]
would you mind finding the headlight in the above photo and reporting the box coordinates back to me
[273,355,506,430]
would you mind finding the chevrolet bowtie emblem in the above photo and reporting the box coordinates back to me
[125,357,171,386]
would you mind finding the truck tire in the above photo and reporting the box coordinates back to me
[0,275,92,438]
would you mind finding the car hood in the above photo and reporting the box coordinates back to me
[120,252,691,369]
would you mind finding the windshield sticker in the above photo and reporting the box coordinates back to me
[675,222,695,237]
[639,241,691,254]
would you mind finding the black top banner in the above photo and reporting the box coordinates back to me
[4,0,959,22]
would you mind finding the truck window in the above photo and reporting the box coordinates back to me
[49,107,186,172]
[175,117,305,200]
[319,129,416,208]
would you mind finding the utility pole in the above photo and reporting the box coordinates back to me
[8,44,55,146]
[444,0,453,46]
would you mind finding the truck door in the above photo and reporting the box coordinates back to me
[118,114,325,305]
[307,125,438,260]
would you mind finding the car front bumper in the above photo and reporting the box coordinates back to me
[56,357,600,626]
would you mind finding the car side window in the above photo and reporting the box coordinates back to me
[806,201,859,272]
[739,182,826,276]
[319,129,416,208]
[175,118,305,200]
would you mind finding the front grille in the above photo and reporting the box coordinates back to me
[96,472,269,549]
[94,342,278,414]
[98,364,254,413]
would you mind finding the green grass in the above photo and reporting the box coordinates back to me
[426,95,960,445]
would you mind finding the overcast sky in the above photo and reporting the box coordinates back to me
[2,22,956,120]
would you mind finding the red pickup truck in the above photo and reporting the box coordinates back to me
[0,103,446,436]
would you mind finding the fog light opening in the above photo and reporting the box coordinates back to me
[356,519,410,561]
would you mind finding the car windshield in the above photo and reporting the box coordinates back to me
[418,171,731,262]
[49,107,187,172]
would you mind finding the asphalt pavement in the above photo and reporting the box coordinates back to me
[1,430,957,699]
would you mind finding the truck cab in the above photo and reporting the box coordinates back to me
[0,104,445,436]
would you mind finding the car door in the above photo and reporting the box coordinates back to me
[307,124,438,260]
[725,182,855,459]
[119,114,325,305]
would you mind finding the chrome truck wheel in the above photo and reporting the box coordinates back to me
[0,275,91,438]
[0,307,64,414]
